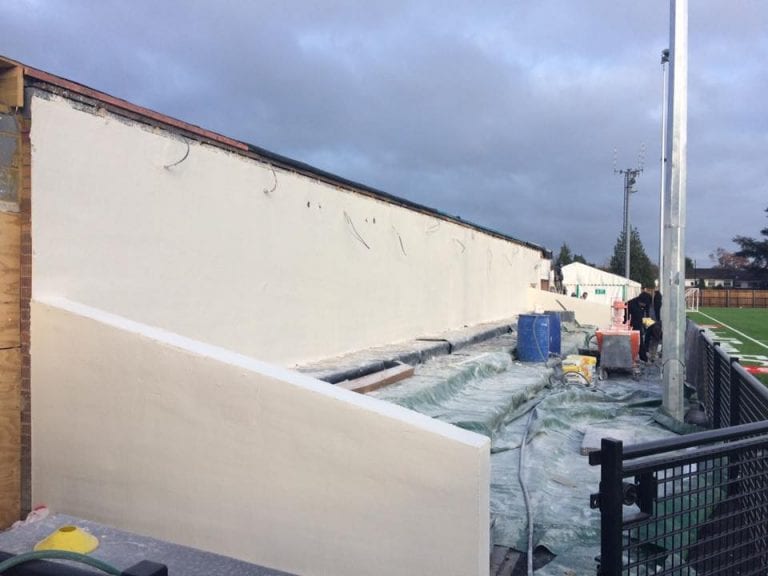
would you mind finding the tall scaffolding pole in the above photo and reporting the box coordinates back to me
[661,0,688,421]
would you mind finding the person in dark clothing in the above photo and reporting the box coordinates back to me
[626,292,653,361]
[646,289,663,361]
[652,290,662,323]
[643,317,663,361]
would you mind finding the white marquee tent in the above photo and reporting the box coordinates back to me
[560,262,642,305]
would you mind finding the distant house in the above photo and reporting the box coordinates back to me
[686,267,767,289]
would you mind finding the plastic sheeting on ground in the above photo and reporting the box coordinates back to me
[370,324,682,575]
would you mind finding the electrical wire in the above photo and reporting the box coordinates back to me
[392,226,407,256]
[343,211,370,249]
[163,138,190,169]
[518,405,537,576]
[263,165,278,195]
[514,386,567,576]
[0,550,121,575]
[516,380,604,575]
[532,315,548,362]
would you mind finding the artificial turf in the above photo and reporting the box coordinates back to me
[688,307,768,385]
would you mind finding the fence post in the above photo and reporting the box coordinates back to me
[729,357,741,427]
[727,358,742,497]
[712,343,722,429]
[599,438,624,576]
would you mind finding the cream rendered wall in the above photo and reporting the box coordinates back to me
[32,298,490,576]
[30,93,543,366]
[527,287,611,328]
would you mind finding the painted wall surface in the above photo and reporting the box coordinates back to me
[31,298,490,576]
[528,287,611,328]
[30,93,544,366]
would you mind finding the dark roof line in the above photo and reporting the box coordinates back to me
[9,55,549,256]
[691,267,767,280]
[241,140,550,255]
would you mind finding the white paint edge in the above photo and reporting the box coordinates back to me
[34,295,489,448]
[0,200,19,213]
[696,310,768,351]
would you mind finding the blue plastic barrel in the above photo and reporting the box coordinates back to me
[544,311,562,355]
[517,314,550,362]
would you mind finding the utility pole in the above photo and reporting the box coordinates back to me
[661,0,688,422]
[616,167,642,279]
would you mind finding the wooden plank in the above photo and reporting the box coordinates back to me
[337,363,415,394]
[0,348,20,528]
[0,302,20,349]
[0,210,20,241]
[0,211,19,348]
[0,65,23,109]
[0,347,21,382]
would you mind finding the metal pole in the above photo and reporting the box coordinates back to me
[659,49,669,285]
[598,438,625,575]
[624,172,631,279]
[618,168,640,280]
[661,0,688,421]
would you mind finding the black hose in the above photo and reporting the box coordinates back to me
[518,406,537,576]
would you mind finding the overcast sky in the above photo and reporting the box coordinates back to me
[3,1,767,266]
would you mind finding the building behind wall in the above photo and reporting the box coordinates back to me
[0,55,553,575]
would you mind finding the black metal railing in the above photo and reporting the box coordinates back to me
[686,320,768,428]
[589,321,768,575]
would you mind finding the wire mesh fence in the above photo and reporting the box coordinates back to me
[589,321,768,575]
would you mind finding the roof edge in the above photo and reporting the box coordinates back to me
[2,54,551,257]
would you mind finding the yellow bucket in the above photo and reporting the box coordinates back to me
[34,525,99,554]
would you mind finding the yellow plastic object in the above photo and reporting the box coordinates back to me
[34,525,99,554]
[562,354,597,385]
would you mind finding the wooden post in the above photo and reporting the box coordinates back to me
[0,210,21,528]
[0,63,24,525]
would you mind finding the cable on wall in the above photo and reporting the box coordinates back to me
[263,165,278,195]
[344,211,370,249]
[392,226,407,256]
[163,138,190,169]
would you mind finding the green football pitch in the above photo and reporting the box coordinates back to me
[687,307,768,385]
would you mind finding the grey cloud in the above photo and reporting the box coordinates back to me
[2,0,766,264]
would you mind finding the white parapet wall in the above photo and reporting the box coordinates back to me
[527,287,611,328]
[29,91,546,367]
[31,297,490,576]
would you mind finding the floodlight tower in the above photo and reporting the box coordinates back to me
[616,166,643,279]
[658,48,670,285]
[662,0,688,423]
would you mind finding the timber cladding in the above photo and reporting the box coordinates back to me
[699,289,768,308]
[0,63,24,524]
[0,209,20,528]
[20,116,31,519]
